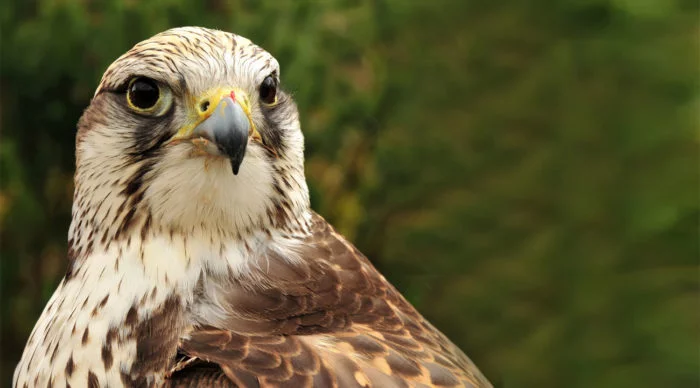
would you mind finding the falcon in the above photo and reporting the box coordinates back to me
[14,27,490,388]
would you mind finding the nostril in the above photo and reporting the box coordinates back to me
[200,100,210,113]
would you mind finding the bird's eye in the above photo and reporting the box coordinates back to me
[259,76,277,105]
[126,77,172,115]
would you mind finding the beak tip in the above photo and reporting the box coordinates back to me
[230,156,243,175]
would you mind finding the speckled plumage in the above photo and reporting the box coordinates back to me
[14,27,491,387]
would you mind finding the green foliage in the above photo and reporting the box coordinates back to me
[1,0,697,386]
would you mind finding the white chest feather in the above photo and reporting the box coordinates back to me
[13,228,301,387]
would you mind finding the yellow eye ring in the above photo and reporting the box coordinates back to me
[126,77,173,116]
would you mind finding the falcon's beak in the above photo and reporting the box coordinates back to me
[170,88,262,175]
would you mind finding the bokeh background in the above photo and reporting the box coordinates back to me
[1,0,698,386]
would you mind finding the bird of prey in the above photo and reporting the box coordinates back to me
[14,27,490,388]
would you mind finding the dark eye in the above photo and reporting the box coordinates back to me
[259,76,277,105]
[127,77,160,111]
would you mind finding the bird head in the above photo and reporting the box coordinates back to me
[73,27,309,240]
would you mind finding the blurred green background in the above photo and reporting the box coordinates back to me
[1,0,698,386]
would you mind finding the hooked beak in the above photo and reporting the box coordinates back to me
[170,88,262,175]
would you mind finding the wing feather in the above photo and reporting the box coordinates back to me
[166,213,490,387]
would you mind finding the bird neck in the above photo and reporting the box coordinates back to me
[16,150,314,386]
[67,149,312,265]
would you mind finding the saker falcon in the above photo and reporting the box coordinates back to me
[14,27,491,388]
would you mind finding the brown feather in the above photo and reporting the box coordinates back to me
[167,213,490,387]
